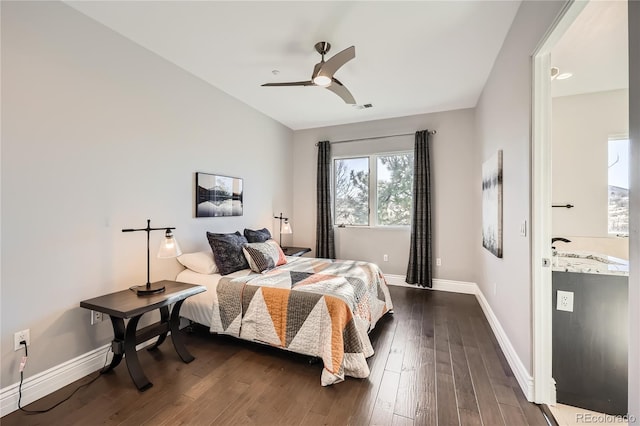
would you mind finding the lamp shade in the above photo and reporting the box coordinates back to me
[157,230,182,258]
[281,221,293,234]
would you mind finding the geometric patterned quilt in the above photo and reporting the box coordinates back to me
[211,257,394,385]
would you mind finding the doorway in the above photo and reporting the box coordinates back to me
[531,0,630,416]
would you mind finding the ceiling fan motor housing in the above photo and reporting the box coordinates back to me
[314,41,331,56]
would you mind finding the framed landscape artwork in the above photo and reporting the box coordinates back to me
[482,150,503,258]
[196,172,243,217]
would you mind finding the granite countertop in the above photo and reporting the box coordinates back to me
[552,250,629,276]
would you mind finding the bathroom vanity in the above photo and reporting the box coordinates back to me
[552,252,628,415]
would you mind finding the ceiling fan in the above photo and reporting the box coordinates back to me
[261,41,356,104]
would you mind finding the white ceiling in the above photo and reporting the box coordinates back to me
[66,1,521,130]
[551,0,628,98]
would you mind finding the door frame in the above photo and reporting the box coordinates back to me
[531,0,588,404]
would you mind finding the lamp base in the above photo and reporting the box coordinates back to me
[131,282,166,295]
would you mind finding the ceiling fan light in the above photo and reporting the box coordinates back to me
[313,75,332,87]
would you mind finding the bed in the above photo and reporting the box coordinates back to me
[178,254,393,386]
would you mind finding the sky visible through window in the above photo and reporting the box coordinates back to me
[608,138,629,235]
[608,139,629,189]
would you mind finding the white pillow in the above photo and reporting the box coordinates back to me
[177,251,218,274]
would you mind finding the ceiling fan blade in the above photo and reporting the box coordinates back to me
[326,79,356,104]
[318,46,355,78]
[261,81,314,87]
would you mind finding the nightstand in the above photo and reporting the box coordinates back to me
[80,281,205,391]
[282,246,312,257]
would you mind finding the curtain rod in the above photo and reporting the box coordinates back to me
[315,130,436,146]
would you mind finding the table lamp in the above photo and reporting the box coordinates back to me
[274,212,292,247]
[122,219,182,295]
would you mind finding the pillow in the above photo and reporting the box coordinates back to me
[177,251,218,275]
[242,240,287,273]
[206,231,249,275]
[243,228,272,243]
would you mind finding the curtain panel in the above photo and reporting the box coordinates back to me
[406,130,433,287]
[316,140,336,259]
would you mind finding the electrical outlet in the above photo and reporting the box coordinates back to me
[556,290,574,312]
[383,254,388,262]
[436,258,442,266]
[90,310,104,325]
[14,329,30,351]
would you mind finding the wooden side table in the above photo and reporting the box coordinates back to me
[80,280,205,391]
[282,246,312,257]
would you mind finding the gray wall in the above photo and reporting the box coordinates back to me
[291,109,479,282]
[552,89,629,237]
[474,0,567,373]
[628,0,639,418]
[0,1,293,388]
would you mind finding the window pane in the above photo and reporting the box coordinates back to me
[608,139,629,234]
[377,153,414,226]
[334,157,369,225]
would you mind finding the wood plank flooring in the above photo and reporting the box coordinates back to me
[2,286,548,426]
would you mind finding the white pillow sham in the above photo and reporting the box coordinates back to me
[177,251,218,275]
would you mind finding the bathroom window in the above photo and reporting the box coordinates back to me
[608,138,629,235]
[334,152,414,227]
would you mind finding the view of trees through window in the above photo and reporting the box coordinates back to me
[608,138,629,235]
[334,152,414,226]
[334,157,369,225]
[377,154,414,225]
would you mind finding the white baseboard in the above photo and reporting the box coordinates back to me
[385,274,534,401]
[0,344,112,417]
[385,274,478,294]
[475,289,535,400]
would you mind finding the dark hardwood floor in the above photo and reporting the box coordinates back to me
[2,286,547,425]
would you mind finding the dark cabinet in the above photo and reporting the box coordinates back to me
[552,271,628,415]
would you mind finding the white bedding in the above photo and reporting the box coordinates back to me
[178,268,254,327]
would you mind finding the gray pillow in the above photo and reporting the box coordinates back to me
[206,231,249,275]
[243,228,272,243]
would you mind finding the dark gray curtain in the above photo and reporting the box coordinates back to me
[316,140,336,259]
[406,130,433,287]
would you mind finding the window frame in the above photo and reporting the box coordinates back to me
[332,150,414,228]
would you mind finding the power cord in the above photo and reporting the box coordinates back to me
[17,340,111,414]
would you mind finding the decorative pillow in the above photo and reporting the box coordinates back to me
[242,240,287,273]
[206,231,249,275]
[243,228,272,243]
[177,251,218,275]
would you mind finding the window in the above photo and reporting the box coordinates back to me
[377,154,414,225]
[334,157,370,225]
[608,138,629,235]
[334,152,414,226]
